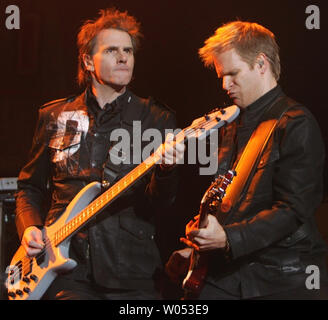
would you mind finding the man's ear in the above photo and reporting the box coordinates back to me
[83,54,94,72]
[256,53,269,74]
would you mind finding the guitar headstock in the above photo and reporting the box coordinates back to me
[188,105,240,141]
[202,170,236,213]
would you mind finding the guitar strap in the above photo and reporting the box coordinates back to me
[217,96,299,225]
[215,121,238,177]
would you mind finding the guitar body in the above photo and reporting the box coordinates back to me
[182,251,209,299]
[7,181,102,300]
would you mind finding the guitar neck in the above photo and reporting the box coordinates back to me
[53,129,189,246]
[197,186,211,229]
[53,155,157,246]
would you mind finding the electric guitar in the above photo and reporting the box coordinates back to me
[182,169,236,299]
[7,105,239,300]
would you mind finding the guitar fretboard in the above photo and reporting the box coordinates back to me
[52,128,190,246]
[53,155,158,246]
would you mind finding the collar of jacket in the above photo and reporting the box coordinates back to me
[85,86,133,114]
[84,87,149,125]
[239,85,284,128]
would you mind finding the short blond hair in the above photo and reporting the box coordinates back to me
[199,21,281,80]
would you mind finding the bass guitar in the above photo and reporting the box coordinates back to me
[7,105,239,300]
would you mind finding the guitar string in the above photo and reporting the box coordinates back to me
[8,114,226,288]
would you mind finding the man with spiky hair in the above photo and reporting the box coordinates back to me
[15,8,184,300]
[167,21,328,300]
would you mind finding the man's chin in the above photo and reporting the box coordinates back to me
[232,97,240,106]
[232,98,246,109]
[104,80,131,92]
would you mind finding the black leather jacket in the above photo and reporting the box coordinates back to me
[15,88,179,290]
[207,86,327,298]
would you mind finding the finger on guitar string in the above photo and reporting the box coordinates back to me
[22,240,44,257]
[186,219,195,230]
[163,139,185,158]
[180,237,200,251]
[21,226,46,258]
[186,225,201,238]
[186,220,200,237]
[28,239,45,249]
[186,214,200,228]
[25,248,43,258]
[183,234,217,252]
[158,132,186,165]
[10,238,53,280]
[192,214,200,221]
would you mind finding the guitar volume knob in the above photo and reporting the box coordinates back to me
[15,289,23,296]
[22,276,30,283]
[23,287,31,294]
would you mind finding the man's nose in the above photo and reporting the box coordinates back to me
[222,76,231,91]
[117,50,128,63]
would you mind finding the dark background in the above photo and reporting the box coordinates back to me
[0,0,327,269]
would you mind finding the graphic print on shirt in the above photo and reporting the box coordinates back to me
[48,110,89,175]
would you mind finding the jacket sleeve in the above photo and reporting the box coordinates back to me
[15,108,50,240]
[224,107,325,259]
